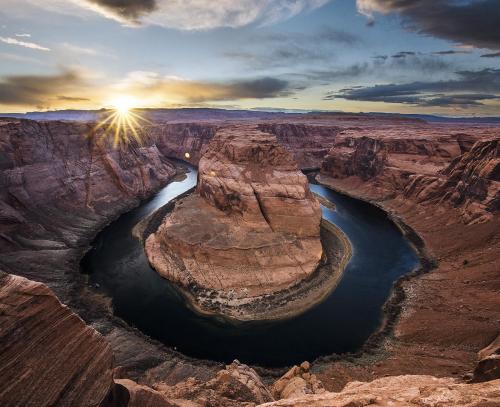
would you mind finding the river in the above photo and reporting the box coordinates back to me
[81,165,419,367]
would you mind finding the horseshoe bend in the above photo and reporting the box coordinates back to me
[144,126,350,321]
[0,112,498,407]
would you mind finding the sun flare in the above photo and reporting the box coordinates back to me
[111,95,136,115]
[91,95,151,149]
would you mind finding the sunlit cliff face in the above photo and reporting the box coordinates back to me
[92,95,150,148]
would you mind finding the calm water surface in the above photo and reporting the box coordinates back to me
[82,166,419,367]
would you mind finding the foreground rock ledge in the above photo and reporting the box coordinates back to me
[146,126,324,320]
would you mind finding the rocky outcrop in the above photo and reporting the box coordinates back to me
[473,335,500,382]
[260,375,500,407]
[272,361,324,400]
[321,136,388,181]
[258,123,340,169]
[0,272,113,407]
[152,360,274,406]
[150,123,218,165]
[403,139,499,223]
[146,126,323,320]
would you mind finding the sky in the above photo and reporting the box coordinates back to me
[0,0,499,115]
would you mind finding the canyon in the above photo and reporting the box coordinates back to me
[0,112,499,406]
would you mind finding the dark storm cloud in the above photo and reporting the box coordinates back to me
[329,68,500,107]
[0,70,84,105]
[358,0,500,50]
[86,0,157,23]
[481,51,500,58]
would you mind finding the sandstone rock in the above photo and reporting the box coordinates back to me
[146,126,322,318]
[0,272,114,407]
[272,361,324,400]
[153,360,273,406]
[0,118,176,300]
[260,375,500,407]
[257,123,340,169]
[473,335,500,382]
[150,123,218,164]
[401,139,499,224]
[321,136,388,181]
[111,379,177,407]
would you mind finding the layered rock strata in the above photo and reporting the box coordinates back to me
[0,272,113,407]
[260,375,500,407]
[146,126,323,320]
[0,118,176,300]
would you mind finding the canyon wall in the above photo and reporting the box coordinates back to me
[0,272,114,407]
[1,115,499,406]
[0,118,176,300]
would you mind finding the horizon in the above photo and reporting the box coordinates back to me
[0,1,499,115]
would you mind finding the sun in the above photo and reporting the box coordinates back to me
[110,95,136,115]
[91,95,151,149]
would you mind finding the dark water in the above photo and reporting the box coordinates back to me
[81,166,419,367]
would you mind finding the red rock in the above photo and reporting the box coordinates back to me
[146,126,322,319]
[0,272,113,407]
[259,375,500,407]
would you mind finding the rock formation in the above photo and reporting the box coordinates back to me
[321,136,388,181]
[0,272,113,407]
[1,113,499,406]
[257,123,340,169]
[260,375,500,407]
[0,118,176,301]
[473,335,500,382]
[152,360,274,406]
[272,361,324,400]
[146,126,322,319]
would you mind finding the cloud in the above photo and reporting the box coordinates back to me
[297,53,453,85]
[391,51,416,58]
[0,36,50,51]
[481,51,500,58]
[84,0,157,24]
[224,27,361,69]
[57,95,91,101]
[15,33,31,37]
[356,0,500,50]
[432,50,472,55]
[76,0,330,29]
[61,42,99,56]
[0,69,85,106]
[120,72,293,102]
[330,68,500,107]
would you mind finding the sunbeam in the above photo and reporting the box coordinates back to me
[91,96,151,148]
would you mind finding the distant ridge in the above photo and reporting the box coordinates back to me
[1,108,499,124]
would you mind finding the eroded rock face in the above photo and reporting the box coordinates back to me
[0,272,114,407]
[321,136,388,181]
[473,335,500,382]
[0,118,176,300]
[152,360,274,406]
[146,126,322,319]
[403,139,499,223]
[272,361,325,400]
[260,375,500,407]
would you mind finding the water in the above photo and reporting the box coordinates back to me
[81,166,419,367]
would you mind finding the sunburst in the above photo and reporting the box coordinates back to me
[92,96,151,149]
